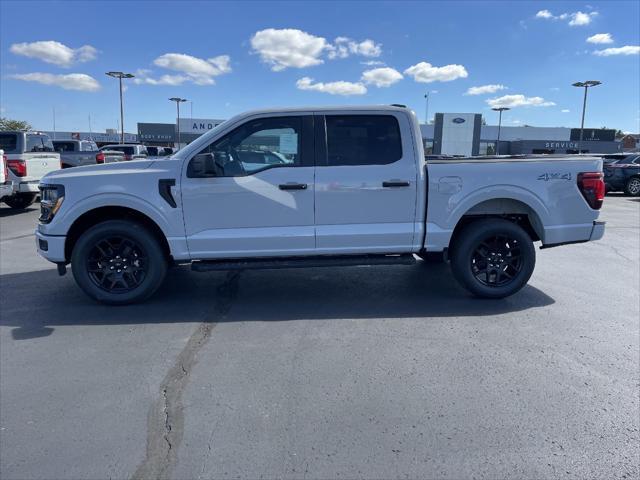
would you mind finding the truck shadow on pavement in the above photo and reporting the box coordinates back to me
[1,263,555,340]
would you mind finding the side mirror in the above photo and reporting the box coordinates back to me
[188,153,219,177]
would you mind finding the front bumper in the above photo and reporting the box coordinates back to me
[35,230,66,263]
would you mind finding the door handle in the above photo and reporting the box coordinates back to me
[279,183,308,190]
[382,180,410,188]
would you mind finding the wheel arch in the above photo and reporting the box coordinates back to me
[449,197,546,249]
[64,206,172,262]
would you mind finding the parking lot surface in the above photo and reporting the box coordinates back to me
[1,195,638,480]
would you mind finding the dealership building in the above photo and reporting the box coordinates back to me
[137,113,622,156]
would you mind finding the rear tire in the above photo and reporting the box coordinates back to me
[450,219,535,299]
[624,177,640,196]
[4,193,37,209]
[71,220,167,305]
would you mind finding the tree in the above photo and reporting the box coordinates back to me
[0,117,32,131]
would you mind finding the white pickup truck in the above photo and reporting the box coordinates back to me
[36,106,605,304]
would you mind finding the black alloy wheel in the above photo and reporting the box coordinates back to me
[86,235,148,293]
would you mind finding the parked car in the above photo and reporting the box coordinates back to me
[603,154,640,196]
[100,144,148,161]
[36,105,605,304]
[0,149,14,200]
[53,139,124,168]
[0,131,60,209]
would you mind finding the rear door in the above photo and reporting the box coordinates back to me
[21,134,60,180]
[181,114,316,258]
[314,112,418,253]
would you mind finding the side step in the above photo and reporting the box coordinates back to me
[191,254,416,272]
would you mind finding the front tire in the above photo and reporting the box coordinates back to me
[624,177,640,196]
[71,220,167,305]
[4,193,36,209]
[450,219,535,299]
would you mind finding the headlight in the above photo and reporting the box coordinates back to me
[39,184,65,224]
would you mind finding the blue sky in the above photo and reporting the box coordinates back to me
[1,1,639,133]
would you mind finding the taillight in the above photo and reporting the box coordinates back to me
[2,155,8,180]
[124,154,132,161]
[577,172,605,210]
[96,152,105,164]
[7,159,27,177]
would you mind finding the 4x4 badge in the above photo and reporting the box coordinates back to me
[538,172,572,181]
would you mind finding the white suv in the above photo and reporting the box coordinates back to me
[0,131,61,209]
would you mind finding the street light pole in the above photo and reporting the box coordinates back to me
[572,80,602,153]
[106,71,135,144]
[492,107,510,155]
[424,92,430,125]
[169,97,188,148]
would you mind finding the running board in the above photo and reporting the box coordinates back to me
[191,254,416,272]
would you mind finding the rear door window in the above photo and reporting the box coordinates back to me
[325,115,402,166]
[0,133,18,153]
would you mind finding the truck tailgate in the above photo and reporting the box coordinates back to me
[23,153,61,180]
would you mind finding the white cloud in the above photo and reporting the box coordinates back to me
[586,33,613,44]
[296,77,366,96]
[9,41,97,67]
[134,72,189,86]
[10,72,100,91]
[150,53,231,85]
[561,109,570,113]
[535,10,553,19]
[361,60,385,66]
[486,94,556,108]
[593,45,640,56]
[534,9,597,26]
[250,29,383,70]
[251,29,328,71]
[465,84,507,95]
[361,67,403,87]
[327,37,382,59]
[569,11,596,26]
[404,62,468,83]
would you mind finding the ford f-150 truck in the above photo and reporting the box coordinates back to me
[1,131,61,209]
[35,106,606,304]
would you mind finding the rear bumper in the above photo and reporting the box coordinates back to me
[590,221,605,242]
[17,181,41,193]
[0,183,12,198]
[35,230,66,263]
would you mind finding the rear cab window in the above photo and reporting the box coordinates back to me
[53,141,76,152]
[325,115,402,166]
[26,134,54,152]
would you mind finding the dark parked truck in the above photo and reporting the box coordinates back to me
[53,140,125,168]
[36,106,606,304]
[603,154,640,196]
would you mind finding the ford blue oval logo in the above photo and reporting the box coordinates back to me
[452,117,466,124]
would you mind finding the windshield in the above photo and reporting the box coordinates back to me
[0,133,18,153]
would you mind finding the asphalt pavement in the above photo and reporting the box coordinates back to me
[1,195,638,480]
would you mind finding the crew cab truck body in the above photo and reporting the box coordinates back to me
[53,140,125,168]
[1,131,61,209]
[36,106,605,304]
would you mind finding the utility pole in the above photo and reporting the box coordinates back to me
[492,107,510,155]
[106,71,135,144]
[572,80,602,153]
[169,97,188,148]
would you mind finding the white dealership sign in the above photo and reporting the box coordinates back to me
[178,118,226,135]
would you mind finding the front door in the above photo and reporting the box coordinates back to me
[181,115,315,259]
[314,112,418,253]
